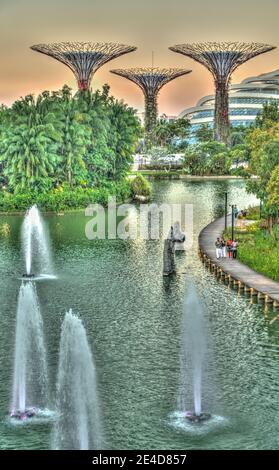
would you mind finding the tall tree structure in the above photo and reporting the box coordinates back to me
[169,42,275,143]
[110,68,191,144]
[31,42,137,91]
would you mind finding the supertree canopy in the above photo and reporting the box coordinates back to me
[31,42,137,91]
[169,42,276,143]
[111,67,191,142]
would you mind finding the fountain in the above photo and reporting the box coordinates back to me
[10,282,48,420]
[52,310,102,450]
[21,205,53,278]
[178,282,211,423]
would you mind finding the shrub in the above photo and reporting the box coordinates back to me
[0,180,133,213]
[130,175,151,200]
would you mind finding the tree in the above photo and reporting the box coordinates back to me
[153,117,190,149]
[184,141,231,176]
[267,165,279,205]
[184,146,208,175]
[210,152,232,175]
[57,94,89,187]
[77,87,113,184]
[230,125,250,147]
[246,129,279,200]
[0,122,59,192]
[0,84,141,194]
[195,124,213,143]
[245,123,279,232]
[154,118,171,147]
[229,144,250,168]
[107,97,141,179]
[255,101,279,129]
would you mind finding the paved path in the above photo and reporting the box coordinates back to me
[199,215,279,304]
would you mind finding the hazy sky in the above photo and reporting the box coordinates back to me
[1,0,279,115]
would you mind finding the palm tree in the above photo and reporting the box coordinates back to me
[1,122,59,192]
[57,94,90,187]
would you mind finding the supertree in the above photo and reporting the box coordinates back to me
[31,42,137,91]
[169,42,276,143]
[111,67,191,143]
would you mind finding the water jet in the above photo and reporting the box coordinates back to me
[52,310,102,450]
[21,205,53,278]
[10,282,48,418]
[178,282,212,424]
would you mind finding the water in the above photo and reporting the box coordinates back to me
[1,179,279,449]
[178,282,208,417]
[21,206,53,277]
[53,311,102,450]
[11,282,48,415]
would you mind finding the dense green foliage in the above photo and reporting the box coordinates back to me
[153,117,191,151]
[194,123,213,143]
[219,104,279,282]
[184,141,233,176]
[130,174,151,200]
[255,101,279,129]
[245,103,279,231]
[0,180,132,213]
[0,85,141,197]
[181,124,250,176]
[267,166,279,210]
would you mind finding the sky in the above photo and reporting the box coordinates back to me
[1,0,279,116]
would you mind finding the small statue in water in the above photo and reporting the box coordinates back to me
[163,222,186,276]
[173,221,186,252]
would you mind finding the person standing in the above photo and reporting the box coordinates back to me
[221,238,227,258]
[215,238,222,259]
[227,238,233,259]
[231,240,238,259]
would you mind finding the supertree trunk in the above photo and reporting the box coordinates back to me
[77,79,90,91]
[110,68,191,150]
[214,81,230,144]
[169,42,276,146]
[144,92,158,148]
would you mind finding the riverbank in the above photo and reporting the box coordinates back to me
[0,180,134,215]
[199,215,279,308]
[131,170,245,180]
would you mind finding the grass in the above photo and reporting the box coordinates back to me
[225,222,279,282]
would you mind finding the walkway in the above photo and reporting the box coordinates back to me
[199,215,279,306]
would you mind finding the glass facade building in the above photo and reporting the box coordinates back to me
[179,70,279,136]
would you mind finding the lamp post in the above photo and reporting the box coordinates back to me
[231,204,235,241]
[224,192,228,231]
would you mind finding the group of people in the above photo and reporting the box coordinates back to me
[215,237,238,260]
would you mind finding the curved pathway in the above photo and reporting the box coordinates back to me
[199,215,279,307]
